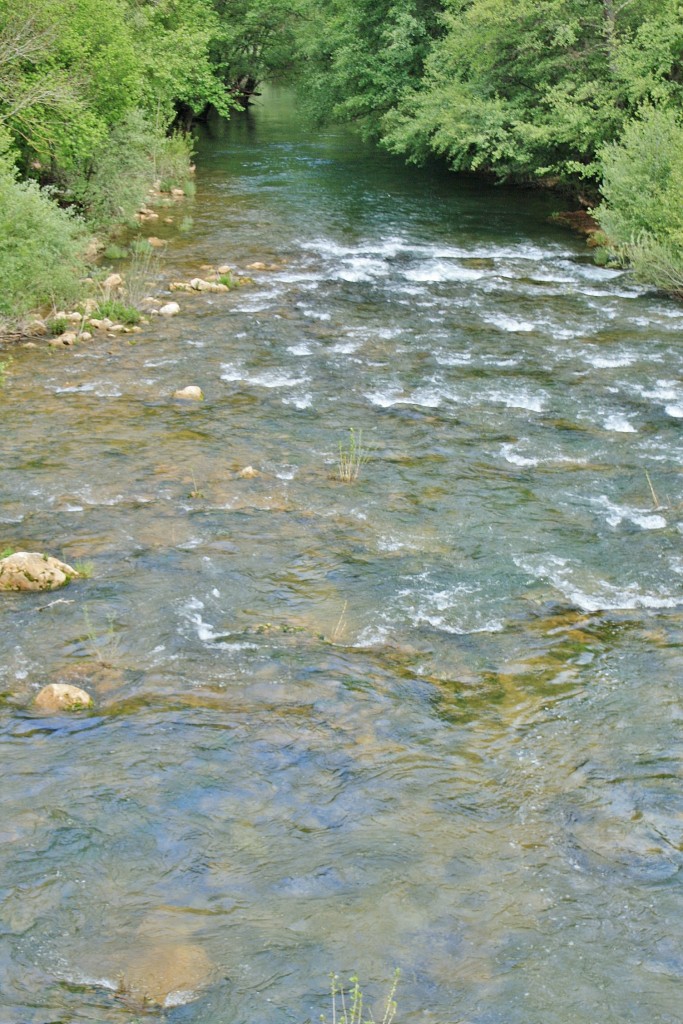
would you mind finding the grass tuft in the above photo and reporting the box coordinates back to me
[49,316,69,336]
[73,560,95,578]
[338,429,369,483]
[94,299,141,325]
[322,971,400,1024]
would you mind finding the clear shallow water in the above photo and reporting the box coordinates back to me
[1,91,682,1024]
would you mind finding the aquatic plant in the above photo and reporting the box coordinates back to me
[322,970,400,1024]
[82,609,121,667]
[73,560,95,578]
[338,428,369,483]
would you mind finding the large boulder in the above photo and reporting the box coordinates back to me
[0,551,80,592]
[34,683,93,713]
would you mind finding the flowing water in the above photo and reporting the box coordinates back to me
[1,91,682,1024]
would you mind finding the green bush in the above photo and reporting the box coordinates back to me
[49,316,69,336]
[67,109,153,230]
[153,130,195,190]
[95,299,141,325]
[597,106,683,246]
[103,243,129,260]
[626,234,683,297]
[0,134,87,320]
[596,105,683,295]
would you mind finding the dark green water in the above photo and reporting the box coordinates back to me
[1,91,681,1024]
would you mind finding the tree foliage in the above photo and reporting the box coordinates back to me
[295,0,683,292]
[2,0,683,313]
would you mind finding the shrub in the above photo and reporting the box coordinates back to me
[67,109,153,230]
[626,234,683,297]
[103,243,129,260]
[95,299,141,325]
[152,129,195,191]
[0,133,87,320]
[595,105,683,293]
[49,316,69,336]
[597,106,683,244]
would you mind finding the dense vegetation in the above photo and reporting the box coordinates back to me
[1,0,682,322]
[295,0,683,295]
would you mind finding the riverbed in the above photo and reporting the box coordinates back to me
[1,91,681,1024]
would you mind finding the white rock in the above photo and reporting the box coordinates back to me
[174,386,203,401]
[238,465,259,479]
[159,302,180,317]
[217,264,232,275]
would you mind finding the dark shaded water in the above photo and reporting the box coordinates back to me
[1,91,682,1024]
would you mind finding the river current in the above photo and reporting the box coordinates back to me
[1,92,682,1024]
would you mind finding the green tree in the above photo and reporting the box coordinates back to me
[297,0,443,139]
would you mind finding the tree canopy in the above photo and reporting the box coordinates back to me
[1,0,683,318]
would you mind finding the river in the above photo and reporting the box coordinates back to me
[1,90,681,1024]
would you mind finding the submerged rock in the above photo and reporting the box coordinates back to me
[34,682,93,713]
[116,941,213,1007]
[0,552,80,592]
[174,386,203,401]
[238,465,259,478]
